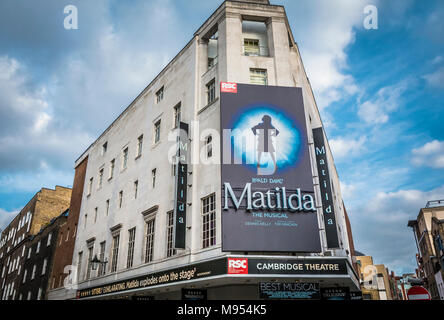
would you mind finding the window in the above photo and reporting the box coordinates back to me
[154,120,161,144]
[207,31,218,69]
[242,20,269,56]
[205,135,213,159]
[166,211,176,258]
[106,199,110,216]
[127,228,136,269]
[31,265,36,280]
[137,135,143,158]
[250,68,268,85]
[36,241,41,254]
[27,291,31,300]
[42,258,47,275]
[145,219,155,263]
[122,148,129,170]
[102,142,108,155]
[109,159,115,180]
[134,180,139,199]
[98,168,104,189]
[202,194,216,248]
[88,178,93,196]
[94,207,98,223]
[156,86,164,103]
[244,38,260,56]
[206,79,216,105]
[37,287,42,300]
[151,169,157,189]
[47,233,52,246]
[86,246,93,280]
[110,235,120,273]
[27,247,32,259]
[98,242,106,276]
[84,214,88,229]
[77,252,83,282]
[22,269,27,283]
[173,103,181,128]
[119,191,123,209]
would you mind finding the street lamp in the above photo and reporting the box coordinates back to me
[90,254,108,271]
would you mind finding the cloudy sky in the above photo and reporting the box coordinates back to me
[0,0,443,275]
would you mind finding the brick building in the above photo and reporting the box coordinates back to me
[0,186,71,300]
[47,157,88,300]
[18,210,67,300]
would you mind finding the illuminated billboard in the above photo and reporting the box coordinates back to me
[220,83,321,253]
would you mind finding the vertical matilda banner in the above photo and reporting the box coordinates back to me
[312,127,340,248]
[220,83,321,253]
[174,122,189,249]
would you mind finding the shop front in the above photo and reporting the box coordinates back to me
[77,255,360,300]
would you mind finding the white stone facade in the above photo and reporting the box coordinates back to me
[71,0,357,298]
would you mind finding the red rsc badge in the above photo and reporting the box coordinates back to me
[227,258,248,274]
[221,82,238,93]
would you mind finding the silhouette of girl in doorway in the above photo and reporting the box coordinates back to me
[252,115,280,170]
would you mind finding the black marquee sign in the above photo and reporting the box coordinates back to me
[312,127,340,248]
[174,122,189,249]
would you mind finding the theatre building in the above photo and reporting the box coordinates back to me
[56,0,360,300]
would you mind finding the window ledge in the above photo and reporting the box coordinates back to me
[135,154,142,161]
[202,63,218,78]
[151,141,161,150]
[198,97,219,115]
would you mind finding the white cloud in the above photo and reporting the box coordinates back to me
[329,136,367,159]
[412,140,444,169]
[284,0,376,109]
[358,80,409,124]
[340,181,356,200]
[431,56,443,65]
[349,184,444,274]
[0,208,18,231]
[423,66,444,88]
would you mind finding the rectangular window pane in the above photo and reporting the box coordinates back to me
[145,219,155,263]
[137,135,143,157]
[134,180,138,199]
[99,241,106,276]
[111,235,120,273]
[154,120,161,143]
[123,148,129,169]
[86,246,93,280]
[166,211,176,258]
[152,169,157,189]
[174,104,181,128]
[156,86,164,103]
[202,194,216,249]
[250,68,268,85]
[127,228,136,269]
[207,79,216,105]
[244,38,260,56]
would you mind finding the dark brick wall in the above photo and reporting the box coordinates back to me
[49,156,88,289]
[18,213,65,300]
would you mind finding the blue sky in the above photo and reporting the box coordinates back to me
[0,0,443,275]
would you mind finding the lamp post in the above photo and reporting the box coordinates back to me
[90,255,108,274]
